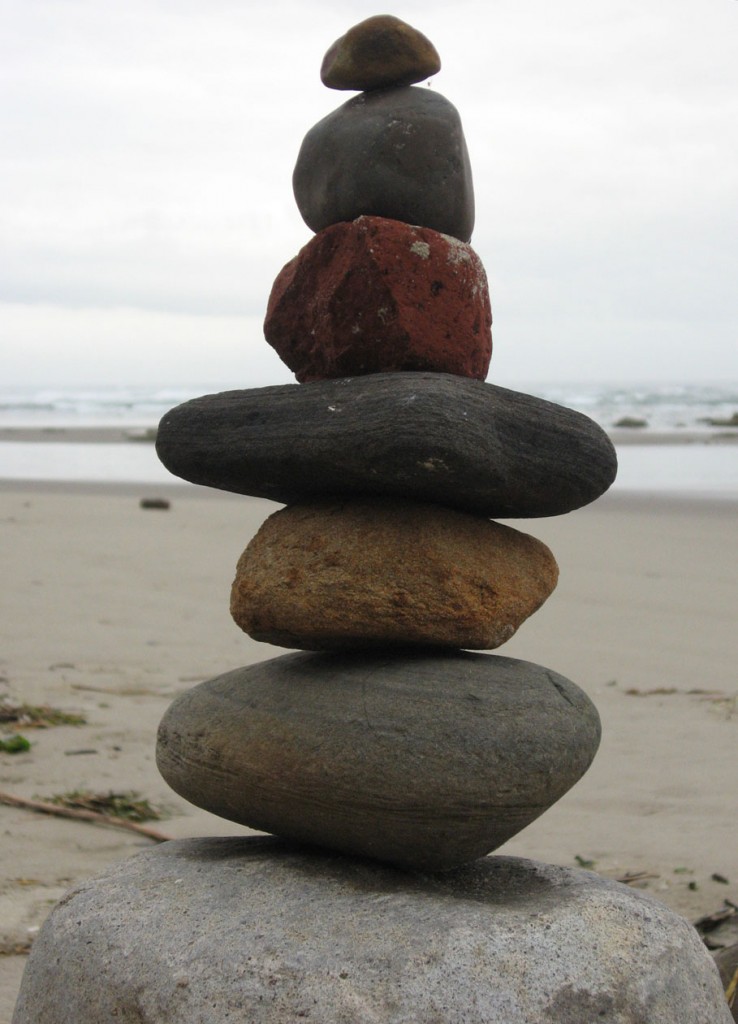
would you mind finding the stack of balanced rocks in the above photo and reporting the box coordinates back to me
[14,17,732,1024]
[153,13,613,871]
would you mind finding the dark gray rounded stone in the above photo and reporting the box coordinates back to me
[293,86,474,241]
[155,373,618,518]
[156,650,601,870]
[13,838,732,1024]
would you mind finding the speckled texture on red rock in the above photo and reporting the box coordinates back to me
[264,216,492,382]
[321,15,441,91]
[230,498,558,651]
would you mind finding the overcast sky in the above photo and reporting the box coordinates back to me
[2,0,737,389]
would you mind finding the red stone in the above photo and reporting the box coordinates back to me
[264,216,492,382]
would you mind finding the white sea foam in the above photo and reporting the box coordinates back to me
[1,380,736,433]
[525,381,738,434]
[0,384,216,428]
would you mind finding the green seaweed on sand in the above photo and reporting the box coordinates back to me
[0,734,31,753]
[44,789,164,823]
[0,701,86,729]
[574,854,596,869]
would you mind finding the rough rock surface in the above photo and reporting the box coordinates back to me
[265,216,492,381]
[155,373,618,518]
[14,838,731,1024]
[293,86,474,240]
[321,15,440,91]
[230,498,557,651]
[157,651,599,868]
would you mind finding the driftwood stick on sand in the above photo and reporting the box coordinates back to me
[0,790,173,843]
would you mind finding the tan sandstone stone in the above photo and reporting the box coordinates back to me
[230,498,558,651]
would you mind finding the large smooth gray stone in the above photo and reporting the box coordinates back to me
[13,838,731,1024]
[157,651,601,870]
[155,373,617,518]
[293,85,475,240]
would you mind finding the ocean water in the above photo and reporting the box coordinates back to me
[1,381,737,433]
[0,384,203,429]
[0,381,737,495]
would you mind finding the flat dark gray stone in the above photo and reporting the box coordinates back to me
[293,85,475,240]
[14,838,731,1023]
[157,650,601,870]
[155,373,617,518]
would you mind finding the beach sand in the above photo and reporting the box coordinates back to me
[1,480,736,1019]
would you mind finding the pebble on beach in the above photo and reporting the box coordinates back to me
[265,216,492,381]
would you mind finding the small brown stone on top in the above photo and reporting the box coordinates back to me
[321,15,441,91]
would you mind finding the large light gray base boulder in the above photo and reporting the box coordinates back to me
[14,837,730,1023]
